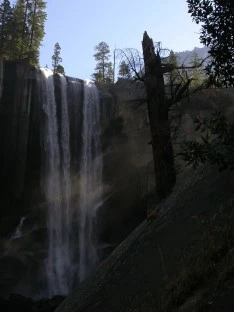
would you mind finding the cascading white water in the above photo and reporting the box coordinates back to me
[78,80,103,281]
[59,74,72,283]
[40,69,72,296]
[40,70,103,293]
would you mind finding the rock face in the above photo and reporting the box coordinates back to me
[0,61,40,232]
[0,294,65,312]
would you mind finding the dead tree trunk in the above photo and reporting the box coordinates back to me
[142,31,176,201]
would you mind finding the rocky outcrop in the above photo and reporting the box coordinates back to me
[0,61,41,238]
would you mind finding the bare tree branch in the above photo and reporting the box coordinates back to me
[115,48,145,82]
[162,55,211,73]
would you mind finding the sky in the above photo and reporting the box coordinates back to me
[39,0,203,79]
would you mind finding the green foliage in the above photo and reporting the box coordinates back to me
[184,1,234,174]
[9,0,29,60]
[0,0,13,57]
[52,42,63,74]
[27,0,47,66]
[165,50,183,101]
[167,50,180,82]
[118,60,132,79]
[92,41,114,83]
[187,0,234,87]
[179,112,234,171]
[189,51,206,87]
[105,61,114,83]
[56,64,65,75]
[165,51,197,107]
[0,0,46,66]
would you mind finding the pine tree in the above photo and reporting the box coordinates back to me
[118,60,132,79]
[27,0,47,66]
[0,0,46,65]
[52,42,63,74]
[105,61,114,83]
[92,41,113,83]
[166,50,183,100]
[0,0,13,57]
[19,0,30,60]
[9,0,30,60]
[56,64,65,75]
[189,52,205,87]
[167,50,181,84]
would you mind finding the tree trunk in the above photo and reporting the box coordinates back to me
[142,31,176,202]
[29,0,37,50]
[19,0,29,59]
[0,6,6,53]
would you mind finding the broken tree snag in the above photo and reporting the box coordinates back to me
[142,31,176,201]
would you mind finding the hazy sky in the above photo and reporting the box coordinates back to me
[39,0,203,79]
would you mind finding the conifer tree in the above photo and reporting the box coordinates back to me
[27,0,47,66]
[189,52,205,87]
[52,42,63,74]
[118,60,132,79]
[0,0,46,65]
[105,61,114,83]
[167,50,181,83]
[56,64,65,75]
[92,41,114,83]
[165,50,183,100]
[9,0,30,60]
[0,0,13,57]
[19,0,30,59]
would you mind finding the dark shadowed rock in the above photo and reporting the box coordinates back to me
[0,294,65,312]
[55,166,234,312]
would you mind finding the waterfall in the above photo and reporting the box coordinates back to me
[78,80,103,281]
[40,70,102,294]
[59,74,72,279]
[40,69,72,296]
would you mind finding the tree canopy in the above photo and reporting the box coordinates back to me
[118,60,132,79]
[180,1,234,170]
[52,42,64,74]
[187,0,234,87]
[92,42,114,83]
[0,0,13,57]
[0,0,47,66]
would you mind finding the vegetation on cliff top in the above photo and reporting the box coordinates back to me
[0,0,47,66]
